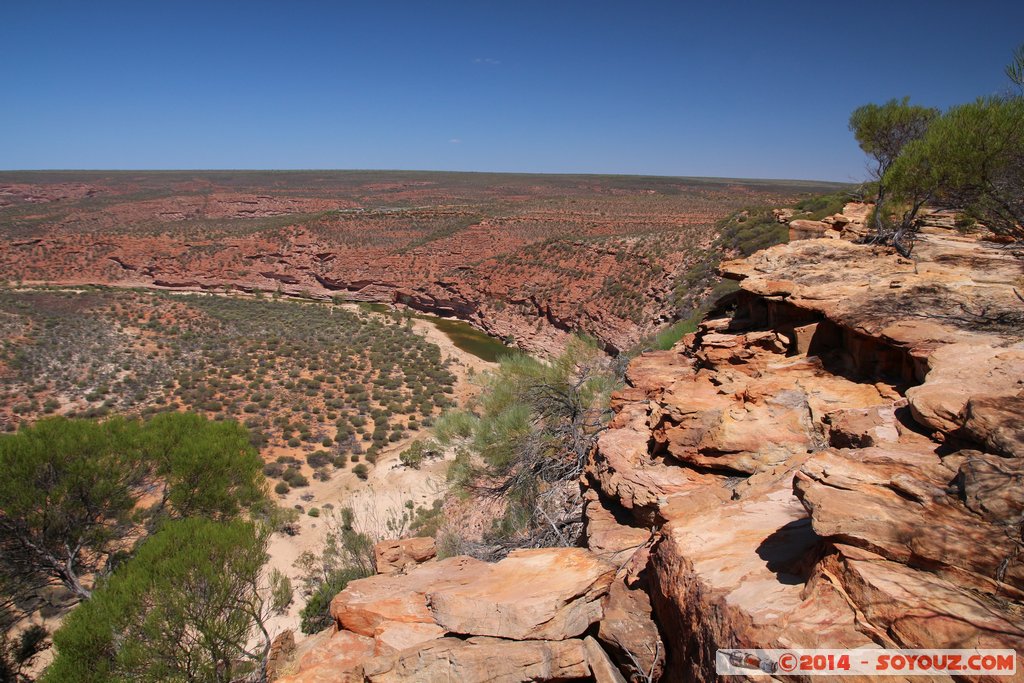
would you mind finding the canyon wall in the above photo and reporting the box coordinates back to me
[276,209,1024,681]
[0,173,833,355]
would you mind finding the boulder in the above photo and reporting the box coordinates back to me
[373,536,437,574]
[584,636,628,683]
[788,219,835,241]
[362,636,592,682]
[330,556,486,637]
[427,548,615,640]
[276,629,375,683]
[597,578,665,680]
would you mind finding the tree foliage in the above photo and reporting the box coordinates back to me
[889,96,1024,241]
[853,48,1024,245]
[0,413,267,607]
[0,417,142,601]
[43,518,287,683]
[848,97,939,249]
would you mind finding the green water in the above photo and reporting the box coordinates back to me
[361,302,513,363]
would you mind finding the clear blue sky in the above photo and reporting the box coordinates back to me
[2,1,1021,181]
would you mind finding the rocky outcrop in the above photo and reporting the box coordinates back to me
[581,210,1024,680]
[372,537,436,574]
[279,548,617,682]
[278,203,1023,681]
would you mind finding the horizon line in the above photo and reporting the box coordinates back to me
[0,168,854,186]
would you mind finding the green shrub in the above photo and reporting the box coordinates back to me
[298,567,367,634]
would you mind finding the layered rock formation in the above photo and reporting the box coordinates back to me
[275,548,629,682]
[585,210,1024,680]
[279,207,1023,681]
[0,171,827,354]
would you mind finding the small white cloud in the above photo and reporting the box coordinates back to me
[472,57,501,65]
[448,138,462,144]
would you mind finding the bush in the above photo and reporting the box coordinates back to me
[298,568,367,634]
[352,464,369,480]
[275,481,290,495]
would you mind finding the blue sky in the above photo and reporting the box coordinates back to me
[2,1,1022,180]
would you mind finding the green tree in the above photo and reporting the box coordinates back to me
[139,412,267,523]
[849,97,939,250]
[44,518,289,683]
[912,97,1023,240]
[0,417,143,601]
[0,413,268,607]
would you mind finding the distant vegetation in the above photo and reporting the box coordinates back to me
[0,290,456,489]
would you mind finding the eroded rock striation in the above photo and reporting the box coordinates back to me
[584,210,1024,680]
[277,207,1024,681]
[276,548,621,682]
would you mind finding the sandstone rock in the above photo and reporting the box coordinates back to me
[594,227,1024,681]
[373,620,447,652]
[650,475,873,680]
[824,403,902,448]
[795,446,1024,590]
[907,344,1024,435]
[791,320,820,355]
[276,629,375,683]
[829,213,851,229]
[266,629,295,681]
[362,636,591,682]
[957,451,1024,525]
[823,544,1024,662]
[788,219,832,241]
[598,578,665,680]
[624,349,693,393]
[584,636,628,683]
[373,536,437,574]
[961,393,1024,458]
[591,420,723,515]
[583,489,652,565]
[330,556,486,637]
[427,548,615,640]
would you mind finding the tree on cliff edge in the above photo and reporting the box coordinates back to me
[849,97,939,253]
